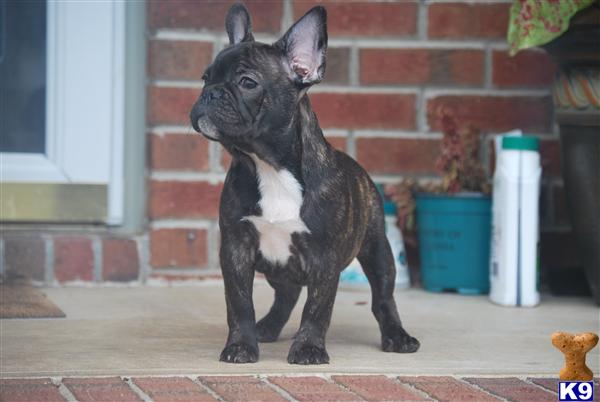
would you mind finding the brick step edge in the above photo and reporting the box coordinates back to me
[3,375,597,402]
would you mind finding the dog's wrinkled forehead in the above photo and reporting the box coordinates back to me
[208,42,284,82]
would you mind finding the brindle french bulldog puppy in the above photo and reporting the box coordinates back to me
[190,3,419,365]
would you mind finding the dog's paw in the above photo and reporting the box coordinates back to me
[219,343,259,363]
[256,318,282,343]
[382,328,420,353]
[287,343,329,365]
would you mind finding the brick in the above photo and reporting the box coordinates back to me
[325,136,347,152]
[102,238,139,282]
[361,48,484,86]
[540,139,561,177]
[529,377,600,393]
[0,378,66,402]
[428,3,510,39]
[62,377,141,402]
[148,86,199,126]
[324,47,350,85]
[427,96,553,133]
[333,375,426,401]
[356,138,441,174]
[150,229,207,268]
[150,134,209,171]
[310,93,416,130]
[133,377,217,402]
[54,237,94,282]
[465,377,556,402]
[528,378,558,393]
[268,376,361,401]
[400,376,501,402]
[149,181,222,219]
[199,376,286,402]
[148,0,282,33]
[3,236,45,281]
[493,50,557,88]
[221,148,233,171]
[149,40,213,81]
[294,1,417,37]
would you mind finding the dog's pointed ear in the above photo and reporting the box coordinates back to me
[226,3,254,45]
[276,6,327,86]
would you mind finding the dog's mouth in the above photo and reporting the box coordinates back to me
[194,115,220,141]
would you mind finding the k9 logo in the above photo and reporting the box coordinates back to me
[558,381,594,401]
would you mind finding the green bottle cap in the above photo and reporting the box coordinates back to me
[502,136,539,151]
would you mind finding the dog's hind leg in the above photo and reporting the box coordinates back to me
[357,219,420,353]
[256,278,302,342]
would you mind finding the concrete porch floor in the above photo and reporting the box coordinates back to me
[1,282,599,378]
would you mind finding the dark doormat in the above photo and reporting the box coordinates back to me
[0,275,65,319]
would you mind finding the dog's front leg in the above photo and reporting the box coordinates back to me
[287,272,339,365]
[219,226,259,363]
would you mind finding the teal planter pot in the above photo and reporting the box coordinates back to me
[416,193,492,294]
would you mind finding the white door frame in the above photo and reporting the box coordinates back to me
[0,1,125,224]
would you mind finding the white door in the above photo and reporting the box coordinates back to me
[0,0,125,224]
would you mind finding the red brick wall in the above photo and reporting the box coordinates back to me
[145,0,572,282]
[0,1,573,285]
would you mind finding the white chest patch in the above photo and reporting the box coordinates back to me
[243,154,309,264]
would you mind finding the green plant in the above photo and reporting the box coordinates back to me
[385,107,490,245]
[508,0,595,55]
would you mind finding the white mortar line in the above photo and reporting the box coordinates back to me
[151,219,214,230]
[347,130,357,159]
[330,37,504,48]
[150,171,225,183]
[136,234,150,285]
[418,0,429,40]
[323,129,350,137]
[484,46,493,89]
[325,375,367,401]
[207,220,220,273]
[417,89,427,132]
[311,86,419,94]
[457,377,511,402]
[51,378,78,402]
[424,87,551,97]
[390,376,437,402]
[151,27,507,49]
[92,237,102,283]
[152,29,278,45]
[147,125,195,135]
[524,377,558,395]
[0,238,4,276]
[354,130,443,139]
[44,235,54,285]
[260,376,299,402]
[150,268,220,275]
[124,377,154,402]
[152,79,203,88]
[281,0,293,34]
[349,46,360,87]
[189,376,226,402]
[209,140,222,173]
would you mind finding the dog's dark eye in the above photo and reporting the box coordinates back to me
[239,76,258,89]
[202,73,208,81]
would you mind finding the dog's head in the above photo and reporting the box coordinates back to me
[189,3,327,149]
